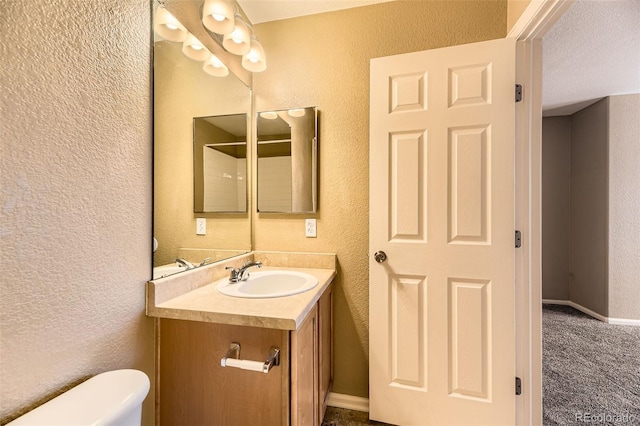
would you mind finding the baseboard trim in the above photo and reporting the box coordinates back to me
[608,317,640,327]
[542,299,640,326]
[326,393,369,413]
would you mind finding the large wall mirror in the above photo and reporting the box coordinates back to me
[153,1,252,278]
[257,107,318,213]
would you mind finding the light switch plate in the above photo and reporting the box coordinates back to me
[305,219,317,238]
[196,218,206,235]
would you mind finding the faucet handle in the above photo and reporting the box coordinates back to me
[199,257,212,267]
[226,266,240,283]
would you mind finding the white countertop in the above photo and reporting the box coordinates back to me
[147,266,336,330]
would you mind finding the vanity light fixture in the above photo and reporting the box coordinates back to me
[259,111,278,120]
[241,35,267,72]
[203,54,229,77]
[182,32,211,61]
[154,7,187,42]
[202,0,235,35]
[222,14,251,55]
[288,108,306,118]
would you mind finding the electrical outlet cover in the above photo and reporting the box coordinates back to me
[305,219,317,238]
[196,218,206,235]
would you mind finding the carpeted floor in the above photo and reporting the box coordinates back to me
[322,305,639,425]
[322,407,390,426]
[543,304,640,425]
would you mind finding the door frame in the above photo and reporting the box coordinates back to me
[510,1,573,424]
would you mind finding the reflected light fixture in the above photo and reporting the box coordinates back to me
[154,7,187,42]
[202,0,235,35]
[182,33,211,61]
[222,14,251,55]
[288,108,306,118]
[260,111,278,120]
[203,55,229,77]
[242,35,267,72]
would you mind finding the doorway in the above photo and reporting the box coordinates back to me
[539,1,640,423]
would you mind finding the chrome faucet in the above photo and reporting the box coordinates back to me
[175,258,195,269]
[226,260,262,283]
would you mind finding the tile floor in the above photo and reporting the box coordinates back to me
[322,407,392,426]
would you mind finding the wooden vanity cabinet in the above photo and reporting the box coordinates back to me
[157,283,333,426]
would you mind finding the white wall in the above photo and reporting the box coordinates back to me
[608,94,640,320]
[0,1,154,423]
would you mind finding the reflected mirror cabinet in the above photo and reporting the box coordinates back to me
[153,1,319,278]
[257,107,318,214]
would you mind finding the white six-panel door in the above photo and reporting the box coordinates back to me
[369,38,516,425]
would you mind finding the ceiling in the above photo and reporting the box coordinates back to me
[542,0,640,116]
[238,0,394,24]
[238,0,640,117]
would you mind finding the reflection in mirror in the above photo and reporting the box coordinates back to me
[257,107,318,213]
[194,114,247,213]
[153,3,252,278]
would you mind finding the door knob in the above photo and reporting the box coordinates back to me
[374,251,387,263]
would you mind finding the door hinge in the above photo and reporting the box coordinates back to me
[515,84,523,102]
[515,230,522,248]
[516,377,522,395]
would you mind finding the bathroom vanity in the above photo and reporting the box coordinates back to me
[146,253,335,426]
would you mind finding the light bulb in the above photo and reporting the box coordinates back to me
[203,55,229,77]
[182,33,211,61]
[232,28,244,44]
[154,7,187,42]
[242,36,266,72]
[248,51,260,63]
[260,111,278,120]
[288,108,306,118]
[222,15,250,55]
[202,0,235,35]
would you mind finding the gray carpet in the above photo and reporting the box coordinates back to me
[543,304,640,425]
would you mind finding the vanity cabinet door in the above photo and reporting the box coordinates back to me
[158,319,289,426]
[318,284,333,420]
[291,282,334,426]
[291,304,318,426]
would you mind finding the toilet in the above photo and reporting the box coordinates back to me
[7,369,150,426]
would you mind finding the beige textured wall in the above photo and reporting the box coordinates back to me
[542,117,572,300]
[0,0,154,424]
[154,41,251,267]
[253,1,507,397]
[570,99,609,317]
[608,94,640,320]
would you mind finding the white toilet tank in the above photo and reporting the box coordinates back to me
[7,369,150,426]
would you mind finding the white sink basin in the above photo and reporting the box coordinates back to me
[216,270,319,298]
[153,263,188,279]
